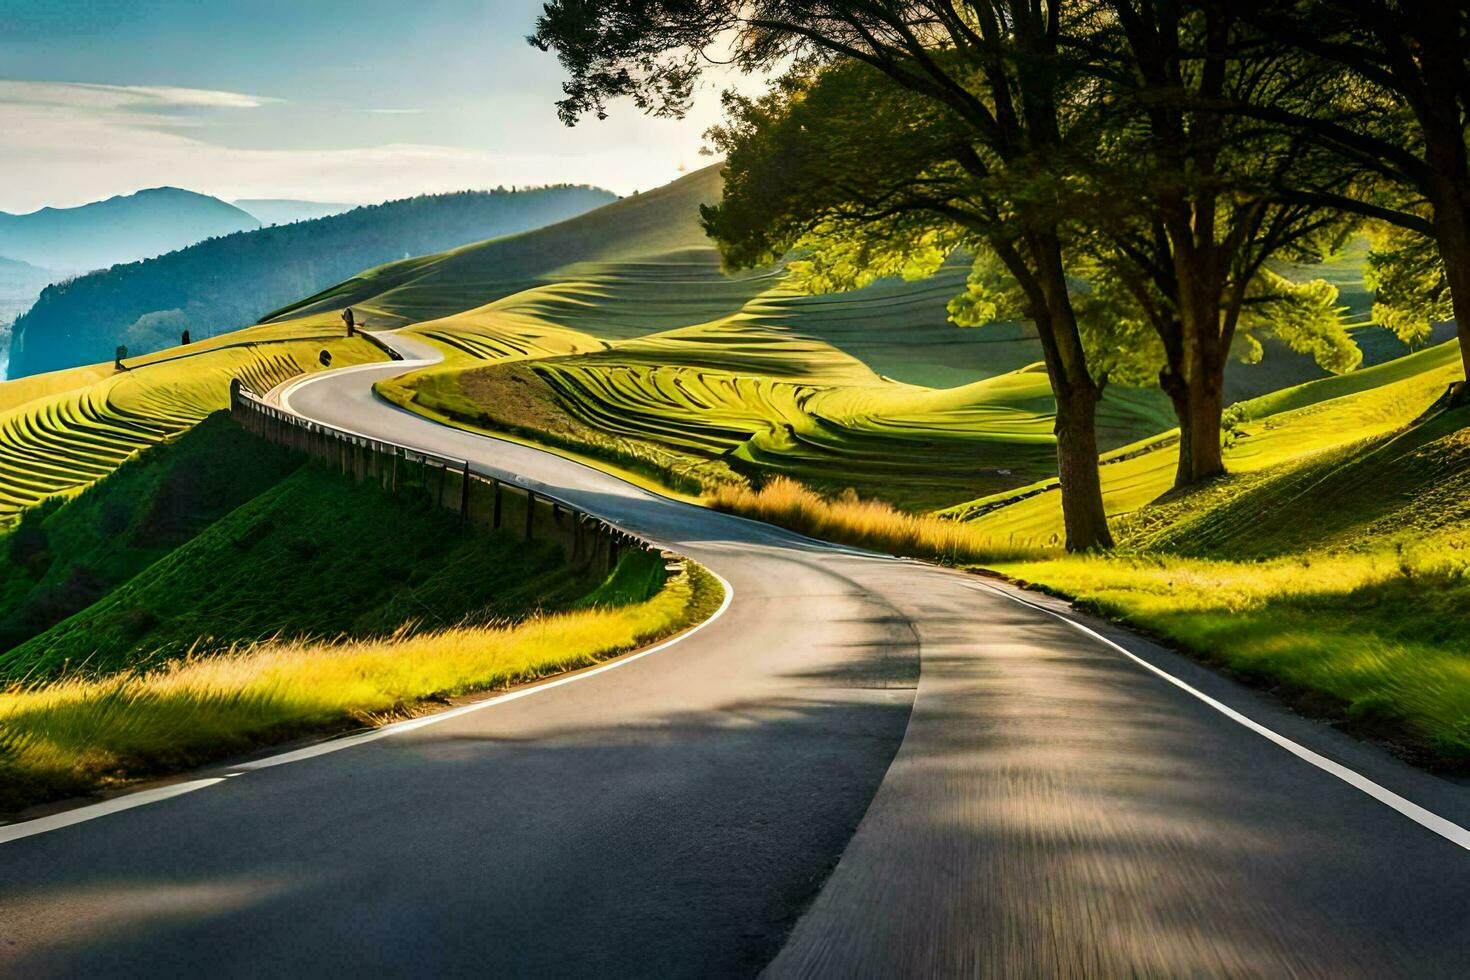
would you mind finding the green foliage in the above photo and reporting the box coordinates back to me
[945,257,1027,329]
[1366,225,1454,348]
[702,62,971,283]
[1242,270,1362,375]
[577,548,669,608]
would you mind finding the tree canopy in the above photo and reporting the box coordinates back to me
[532,0,1469,545]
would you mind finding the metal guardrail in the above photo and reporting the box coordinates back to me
[229,379,658,572]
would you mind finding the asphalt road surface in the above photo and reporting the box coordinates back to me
[3,333,1470,977]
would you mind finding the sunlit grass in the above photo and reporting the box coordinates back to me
[709,476,1053,563]
[992,536,1470,763]
[0,562,722,813]
[0,321,384,525]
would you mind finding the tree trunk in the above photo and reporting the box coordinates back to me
[1027,234,1114,552]
[1431,197,1470,407]
[1177,371,1225,483]
[1161,369,1194,488]
[1053,382,1114,551]
[1171,259,1229,486]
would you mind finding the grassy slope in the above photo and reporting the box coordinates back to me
[350,165,1176,509]
[0,414,638,683]
[948,339,1465,544]
[0,414,304,656]
[0,312,384,525]
[1,560,718,813]
[0,412,715,812]
[988,413,1470,764]
[958,336,1470,765]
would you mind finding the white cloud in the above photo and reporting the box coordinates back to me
[363,107,422,115]
[0,79,278,114]
[0,78,711,212]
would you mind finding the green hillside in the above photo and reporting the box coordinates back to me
[0,314,385,526]
[0,164,1423,524]
[0,413,652,684]
[353,164,1402,510]
[978,352,1470,764]
[0,412,701,814]
[952,338,1466,544]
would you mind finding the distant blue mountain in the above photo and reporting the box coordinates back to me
[0,188,260,272]
[0,255,57,322]
[9,184,617,378]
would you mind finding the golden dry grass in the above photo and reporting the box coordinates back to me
[0,562,722,812]
[708,476,1053,563]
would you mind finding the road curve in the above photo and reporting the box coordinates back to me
[4,333,1470,977]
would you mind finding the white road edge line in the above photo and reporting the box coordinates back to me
[0,568,735,846]
[967,577,1470,851]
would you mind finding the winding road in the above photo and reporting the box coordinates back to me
[4,333,1470,976]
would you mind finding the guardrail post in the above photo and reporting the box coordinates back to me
[232,386,661,578]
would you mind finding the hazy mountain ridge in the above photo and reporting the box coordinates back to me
[8,184,617,377]
[0,255,57,319]
[234,199,357,226]
[0,188,260,272]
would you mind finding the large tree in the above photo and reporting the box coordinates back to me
[1240,0,1470,402]
[533,0,1124,549]
[1073,0,1363,484]
[707,55,1359,496]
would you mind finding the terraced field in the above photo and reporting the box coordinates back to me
[495,320,1173,508]
[0,320,382,524]
[951,338,1467,544]
[283,166,1176,508]
[8,162,1425,530]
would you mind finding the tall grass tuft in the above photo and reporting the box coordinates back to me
[709,476,1054,564]
[0,563,722,814]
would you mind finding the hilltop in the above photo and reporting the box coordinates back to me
[0,187,259,273]
[233,199,356,226]
[8,184,616,378]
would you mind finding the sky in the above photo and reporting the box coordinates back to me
[0,0,748,213]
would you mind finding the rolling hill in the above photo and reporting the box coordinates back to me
[0,313,385,526]
[307,163,1409,510]
[0,187,259,273]
[0,162,1445,525]
[8,184,616,378]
